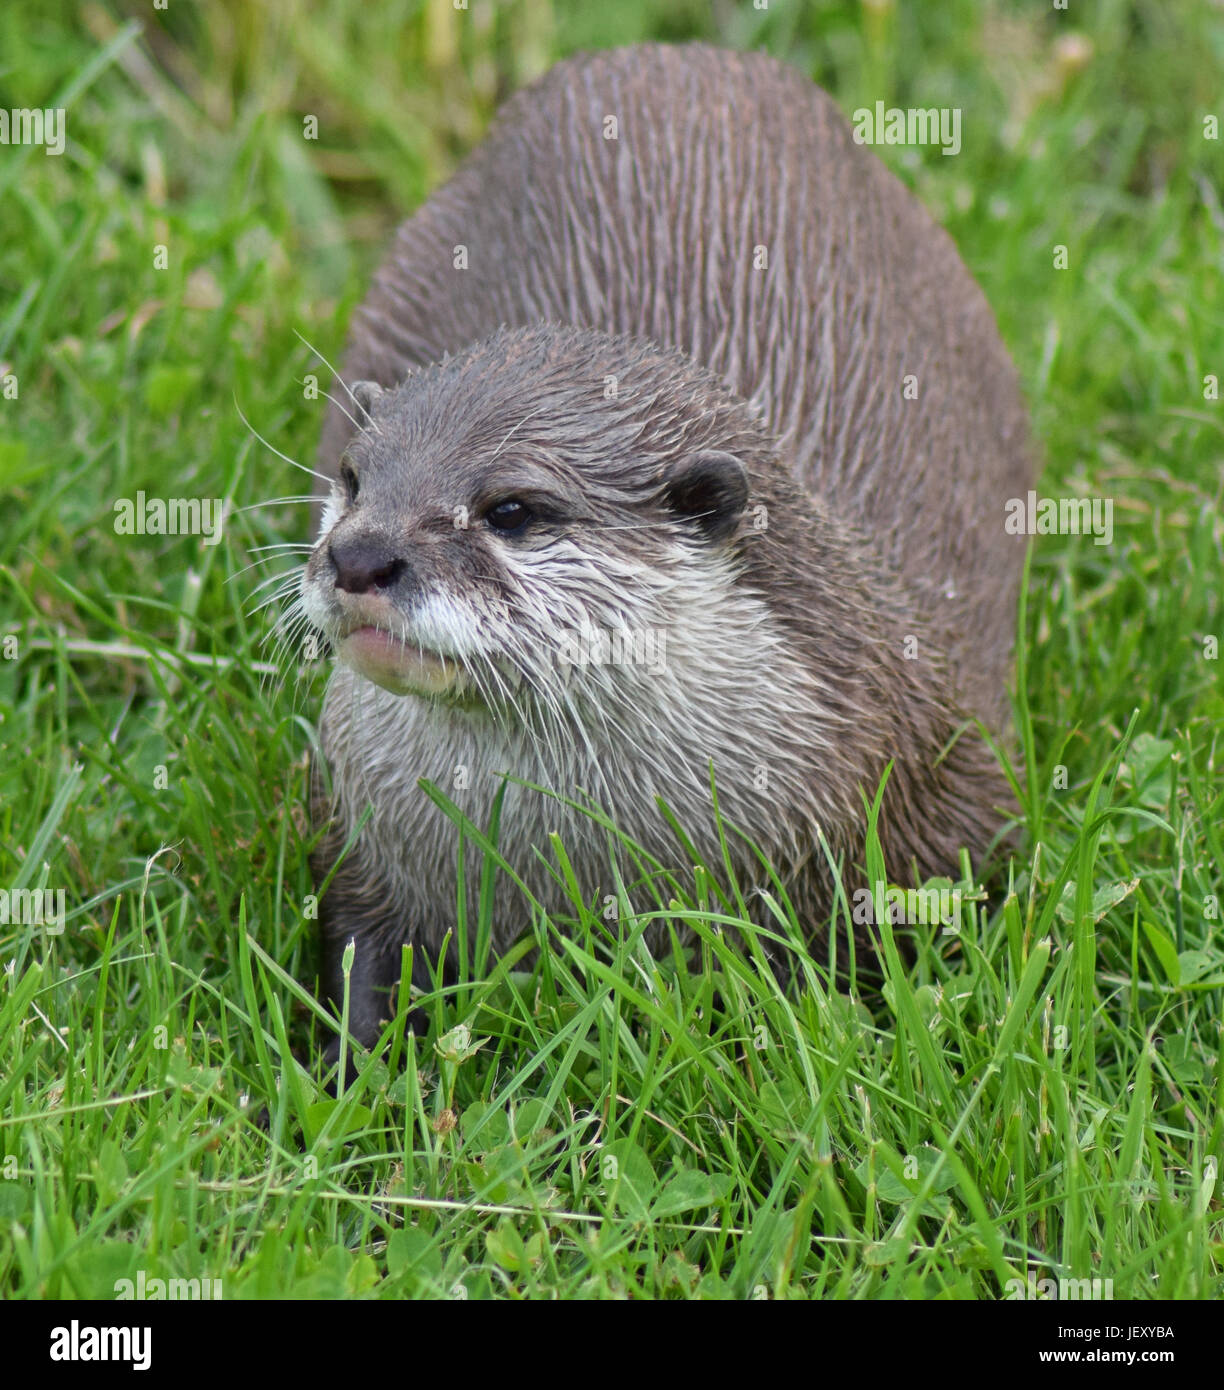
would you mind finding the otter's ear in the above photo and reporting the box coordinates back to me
[663,450,749,543]
[350,380,384,419]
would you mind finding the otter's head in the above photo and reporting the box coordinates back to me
[302,325,774,724]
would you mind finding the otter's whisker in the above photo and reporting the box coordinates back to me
[487,404,549,463]
[234,496,319,514]
[293,329,384,435]
[234,398,333,488]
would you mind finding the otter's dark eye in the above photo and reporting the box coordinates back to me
[340,463,359,504]
[485,499,533,534]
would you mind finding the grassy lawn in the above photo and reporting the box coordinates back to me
[1,0,1221,1299]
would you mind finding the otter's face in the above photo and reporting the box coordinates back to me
[300,328,754,715]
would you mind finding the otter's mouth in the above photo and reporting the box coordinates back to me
[338,625,466,698]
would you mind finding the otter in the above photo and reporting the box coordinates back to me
[300,42,1031,1057]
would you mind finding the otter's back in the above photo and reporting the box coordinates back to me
[321,43,1030,697]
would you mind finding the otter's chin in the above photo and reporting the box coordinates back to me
[338,627,465,698]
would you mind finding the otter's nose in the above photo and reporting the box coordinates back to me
[329,533,412,594]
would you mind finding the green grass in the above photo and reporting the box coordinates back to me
[1,0,1222,1299]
